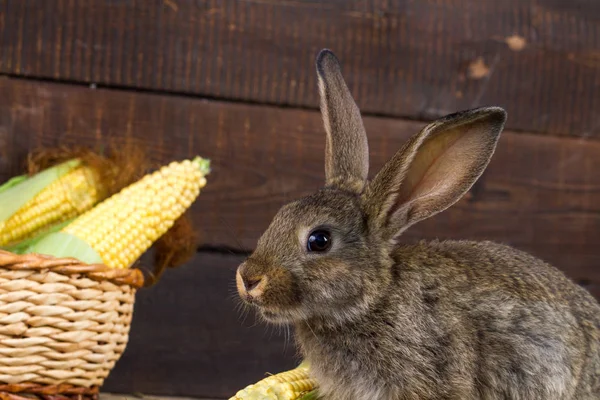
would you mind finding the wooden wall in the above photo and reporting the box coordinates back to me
[0,1,598,398]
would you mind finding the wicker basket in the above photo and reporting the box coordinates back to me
[0,250,144,400]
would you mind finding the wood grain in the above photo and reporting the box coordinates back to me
[0,76,598,298]
[101,252,297,399]
[0,0,599,137]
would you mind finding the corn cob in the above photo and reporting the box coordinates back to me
[0,159,104,248]
[27,157,210,269]
[230,363,316,400]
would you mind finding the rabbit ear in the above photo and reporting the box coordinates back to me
[316,49,369,193]
[364,107,507,240]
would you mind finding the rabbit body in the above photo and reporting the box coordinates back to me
[296,239,600,400]
[235,49,600,400]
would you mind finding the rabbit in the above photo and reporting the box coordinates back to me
[235,49,600,400]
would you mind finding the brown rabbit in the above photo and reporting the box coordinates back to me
[235,49,600,400]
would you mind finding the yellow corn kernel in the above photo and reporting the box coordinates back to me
[0,165,102,247]
[230,364,316,400]
[53,157,208,269]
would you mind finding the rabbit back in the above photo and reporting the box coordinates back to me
[399,240,600,398]
[297,240,600,400]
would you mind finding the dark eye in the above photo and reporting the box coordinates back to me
[307,230,331,252]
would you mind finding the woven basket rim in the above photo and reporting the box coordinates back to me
[0,250,144,288]
[0,383,98,396]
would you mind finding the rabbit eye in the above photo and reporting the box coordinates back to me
[307,230,331,252]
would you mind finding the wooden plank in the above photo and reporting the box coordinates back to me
[0,0,599,137]
[102,252,298,399]
[0,77,598,298]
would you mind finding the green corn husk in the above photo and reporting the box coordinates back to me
[298,391,319,400]
[0,174,29,194]
[2,218,75,254]
[0,159,81,223]
[25,230,103,264]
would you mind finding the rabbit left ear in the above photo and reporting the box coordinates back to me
[316,49,369,193]
[364,107,507,240]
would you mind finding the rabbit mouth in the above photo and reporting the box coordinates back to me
[261,309,279,320]
[257,306,300,324]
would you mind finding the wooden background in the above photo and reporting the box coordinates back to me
[0,1,599,398]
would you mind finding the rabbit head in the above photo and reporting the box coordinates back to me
[235,49,507,326]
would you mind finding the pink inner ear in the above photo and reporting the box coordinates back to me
[394,124,487,212]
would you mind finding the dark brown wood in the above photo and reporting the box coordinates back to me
[0,0,599,137]
[102,252,298,399]
[0,76,598,296]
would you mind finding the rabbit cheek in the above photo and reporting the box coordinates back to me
[305,259,361,306]
[259,266,300,307]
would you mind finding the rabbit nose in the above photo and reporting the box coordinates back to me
[236,268,267,300]
[244,276,262,292]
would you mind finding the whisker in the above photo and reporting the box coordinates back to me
[248,314,262,328]
[283,325,292,354]
[268,323,277,341]
[305,320,318,341]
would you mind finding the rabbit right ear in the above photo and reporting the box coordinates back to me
[363,107,507,241]
[316,49,369,193]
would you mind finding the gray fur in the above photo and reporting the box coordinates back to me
[235,49,600,399]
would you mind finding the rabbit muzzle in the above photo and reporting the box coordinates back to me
[236,263,268,303]
[235,257,302,322]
